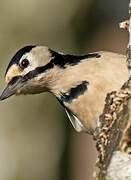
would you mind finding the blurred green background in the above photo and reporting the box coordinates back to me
[0,0,129,180]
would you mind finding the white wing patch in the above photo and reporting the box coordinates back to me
[65,108,86,132]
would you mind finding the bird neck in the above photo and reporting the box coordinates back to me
[38,51,99,97]
[48,63,88,102]
[41,51,98,100]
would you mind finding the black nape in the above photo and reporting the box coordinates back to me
[50,49,101,69]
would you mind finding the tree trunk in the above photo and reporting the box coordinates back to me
[94,1,131,179]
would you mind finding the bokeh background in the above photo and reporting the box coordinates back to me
[0,0,129,180]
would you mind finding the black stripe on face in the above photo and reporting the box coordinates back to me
[6,45,35,75]
[60,81,89,103]
[50,50,101,69]
[22,61,54,82]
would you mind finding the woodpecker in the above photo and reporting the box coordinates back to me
[0,46,129,135]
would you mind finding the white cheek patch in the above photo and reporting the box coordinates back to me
[20,53,37,75]
[20,46,53,75]
[19,47,53,79]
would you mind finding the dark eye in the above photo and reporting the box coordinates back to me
[20,59,29,69]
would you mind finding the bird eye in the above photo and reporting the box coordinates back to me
[20,59,29,69]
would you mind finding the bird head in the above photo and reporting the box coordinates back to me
[0,45,97,101]
[0,45,61,100]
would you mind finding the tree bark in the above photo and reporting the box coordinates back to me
[95,79,131,179]
[94,1,131,179]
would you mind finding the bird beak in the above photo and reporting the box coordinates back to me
[0,76,23,101]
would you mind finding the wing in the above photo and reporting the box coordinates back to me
[65,108,86,132]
